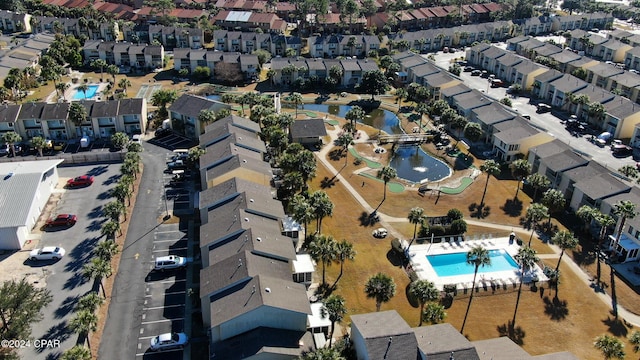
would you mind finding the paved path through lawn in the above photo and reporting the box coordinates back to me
[316,118,640,328]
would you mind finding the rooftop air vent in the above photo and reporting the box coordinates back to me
[265,287,271,293]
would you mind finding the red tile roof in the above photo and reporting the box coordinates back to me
[483,2,502,12]
[471,3,489,13]
[429,6,448,17]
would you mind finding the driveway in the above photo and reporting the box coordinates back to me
[19,164,121,360]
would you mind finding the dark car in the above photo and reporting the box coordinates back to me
[612,144,633,157]
[46,214,77,227]
[155,128,172,138]
[67,175,95,187]
[471,69,482,76]
[464,66,474,72]
[536,103,552,113]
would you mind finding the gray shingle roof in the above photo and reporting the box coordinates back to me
[205,226,296,266]
[351,310,419,360]
[410,63,440,78]
[533,69,563,83]
[422,72,456,87]
[544,150,589,173]
[414,323,480,360]
[529,139,571,159]
[471,337,532,359]
[201,250,291,297]
[200,139,263,170]
[90,100,119,118]
[453,91,492,111]
[200,115,260,146]
[117,98,144,115]
[199,177,274,211]
[210,327,314,360]
[41,103,70,120]
[290,119,327,139]
[563,161,609,183]
[169,94,229,120]
[205,154,273,184]
[17,102,45,120]
[209,275,311,327]
[549,49,582,64]
[0,104,21,123]
[606,97,640,119]
[472,102,515,125]
[441,84,471,98]
[493,123,540,143]
[549,74,587,93]
[573,173,631,200]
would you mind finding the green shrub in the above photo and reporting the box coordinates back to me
[430,225,446,236]
[447,208,464,220]
[450,219,467,234]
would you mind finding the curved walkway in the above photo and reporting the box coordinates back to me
[316,118,640,327]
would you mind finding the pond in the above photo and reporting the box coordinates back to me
[207,97,452,183]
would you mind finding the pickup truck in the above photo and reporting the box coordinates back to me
[166,159,186,171]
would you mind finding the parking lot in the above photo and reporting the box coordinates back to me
[17,164,121,360]
[135,222,189,359]
[148,131,196,151]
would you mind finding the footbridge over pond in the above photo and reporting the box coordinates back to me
[377,133,433,145]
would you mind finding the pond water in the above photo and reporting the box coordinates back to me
[207,97,452,183]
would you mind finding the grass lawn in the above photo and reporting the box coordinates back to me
[312,118,638,358]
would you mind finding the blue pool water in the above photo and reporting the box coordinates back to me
[72,85,99,100]
[427,249,519,277]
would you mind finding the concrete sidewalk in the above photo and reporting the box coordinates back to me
[315,117,640,328]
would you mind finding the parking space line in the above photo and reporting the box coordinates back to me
[145,291,185,297]
[136,348,183,357]
[143,304,185,310]
[146,279,186,284]
[154,230,184,235]
[152,247,188,252]
[141,318,183,325]
[139,335,157,340]
[153,239,187,243]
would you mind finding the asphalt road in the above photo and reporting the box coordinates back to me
[20,164,121,360]
[97,140,191,360]
[430,49,634,171]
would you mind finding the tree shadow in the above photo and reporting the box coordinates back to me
[97,191,112,200]
[570,247,596,266]
[497,320,525,345]
[86,218,107,232]
[37,321,72,353]
[102,173,122,186]
[54,295,79,319]
[87,205,103,219]
[358,211,379,227]
[63,271,89,290]
[328,148,343,161]
[500,198,523,217]
[405,284,420,308]
[387,249,404,267]
[602,316,630,337]
[87,165,108,177]
[320,176,339,189]
[44,351,62,360]
[65,236,100,272]
[470,204,491,219]
[543,296,569,321]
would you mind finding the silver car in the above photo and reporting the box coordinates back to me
[150,332,188,351]
[29,246,66,261]
[154,255,187,271]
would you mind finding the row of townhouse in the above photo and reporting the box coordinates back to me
[172,50,260,81]
[120,24,204,50]
[0,10,32,33]
[168,95,231,139]
[466,44,640,141]
[32,16,119,41]
[269,57,379,87]
[392,51,462,100]
[0,98,146,140]
[212,10,287,33]
[0,33,55,81]
[212,31,302,57]
[307,34,380,58]
[195,113,324,357]
[82,40,164,69]
[514,12,613,36]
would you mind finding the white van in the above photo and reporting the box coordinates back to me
[132,134,142,144]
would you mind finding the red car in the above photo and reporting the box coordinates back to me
[67,175,94,187]
[46,214,77,227]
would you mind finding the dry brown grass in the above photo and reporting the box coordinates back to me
[312,127,638,359]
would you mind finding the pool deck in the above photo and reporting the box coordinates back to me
[408,236,548,291]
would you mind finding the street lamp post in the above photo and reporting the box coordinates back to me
[160,180,170,220]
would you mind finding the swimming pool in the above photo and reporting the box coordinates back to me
[427,249,519,277]
[72,85,99,100]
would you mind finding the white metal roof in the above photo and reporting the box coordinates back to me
[0,160,63,228]
[308,302,331,329]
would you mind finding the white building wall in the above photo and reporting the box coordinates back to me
[0,227,21,249]
[350,325,369,360]
[569,187,586,211]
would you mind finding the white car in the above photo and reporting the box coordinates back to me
[150,332,188,351]
[29,246,65,261]
[154,255,187,271]
[372,228,388,238]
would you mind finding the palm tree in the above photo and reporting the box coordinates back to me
[407,207,426,251]
[117,78,131,95]
[299,348,345,360]
[2,131,22,157]
[526,173,550,201]
[106,64,119,84]
[594,213,615,285]
[321,294,347,347]
[364,273,396,312]
[61,345,92,360]
[552,230,578,273]
[101,220,121,240]
[395,87,408,110]
[70,309,98,349]
[112,182,132,205]
[409,280,439,326]
[336,132,353,166]
[479,160,500,206]
[460,246,490,334]
[333,240,355,287]
[423,302,447,324]
[542,189,566,225]
[309,190,334,233]
[103,200,125,222]
[290,194,314,241]
[512,246,539,326]
[525,203,549,246]
[90,59,107,82]
[151,89,178,117]
[344,105,365,133]
[76,293,104,313]
[376,166,397,207]
[613,200,637,251]
[510,159,531,199]
[287,92,303,118]
[31,136,47,157]
[82,257,113,297]
[77,84,89,100]
[594,334,625,360]
[307,234,338,286]
[95,240,119,261]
